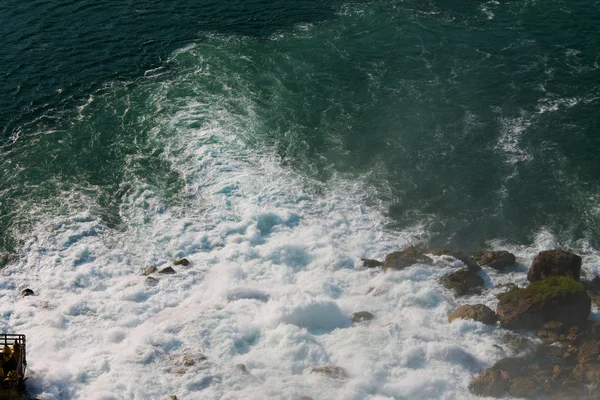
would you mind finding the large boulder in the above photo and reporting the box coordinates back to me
[474,250,516,271]
[528,249,582,282]
[440,269,484,296]
[383,247,429,271]
[425,248,481,272]
[449,304,497,325]
[497,277,591,330]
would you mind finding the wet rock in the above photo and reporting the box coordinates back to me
[496,277,591,330]
[158,266,176,274]
[383,247,428,271]
[537,321,566,343]
[351,311,375,323]
[170,396,178,400]
[440,269,484,296]
[474,250,516,271]
[236,364,249,373]
[20,288,34,297]
[145,276,158,286]
[509,377,536,398]
[528,249,582,282]
[448,304,497,325]
[572,363,600,383]
[361,258,383,268]
[468,367,508,397]
[173,258,190,266]
[425,248,481,272]
[310,366,348,379]
[577,340,600,364]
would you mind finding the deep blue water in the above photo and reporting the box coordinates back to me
[1,0,600,260]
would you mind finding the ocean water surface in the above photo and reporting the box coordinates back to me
[1,0,599,398]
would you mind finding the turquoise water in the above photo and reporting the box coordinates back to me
[1,0,599,257]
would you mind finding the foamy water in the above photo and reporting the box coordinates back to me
[2,15,600,400]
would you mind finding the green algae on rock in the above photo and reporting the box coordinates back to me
[497,277,591,330]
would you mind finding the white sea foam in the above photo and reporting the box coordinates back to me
[3,40,600,400]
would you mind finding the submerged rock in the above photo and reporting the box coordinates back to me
[145,276,159,286]
[351,311,375,323]
[496,277,591,330]
[474,250,516,271]
[158,266,176,274]
[440,269,484,296]
[173,258,190,266]
[425,248,481,272]
[383,247,428,271]
[360,258,383,268]
[449,304,497,325]
[310,366,348,379]
[528,249,582,282]
[20,288,34,297]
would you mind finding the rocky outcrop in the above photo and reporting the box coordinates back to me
[440,269,484,295]
[528,249,582,282]
[351,311,375,323]
[383,247,481,273]
[471,322,600,399]
[20,288,34,297]
[158,266,176,274]
[173,258,190,266]
[449,304,497,325]
[473,250,516,271]
[497,277,591,330]
[383,247,429,271]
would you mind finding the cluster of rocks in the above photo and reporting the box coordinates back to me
[363,247,600,399]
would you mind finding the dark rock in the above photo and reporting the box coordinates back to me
[361,258,383,268]
[298,397,313,400]
[448,304,497,325]
[310,366,348,379]
[440,269,484,295]
[425,248,481,272]
[351,311,375,323]
[468,368,508,397]
[170,396,178,400]
[158,267,176,274]
[236,364,249,373]
[509,377,536,398]
[474,250,516,271]
[173,258,190,266]
[528,249,582,282]
[496,277,591,330]
[383,247,428,271]
[20,288,34,297]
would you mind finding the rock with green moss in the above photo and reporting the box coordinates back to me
[497,277,591,330]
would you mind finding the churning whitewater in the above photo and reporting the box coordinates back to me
[1,0,600,399]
